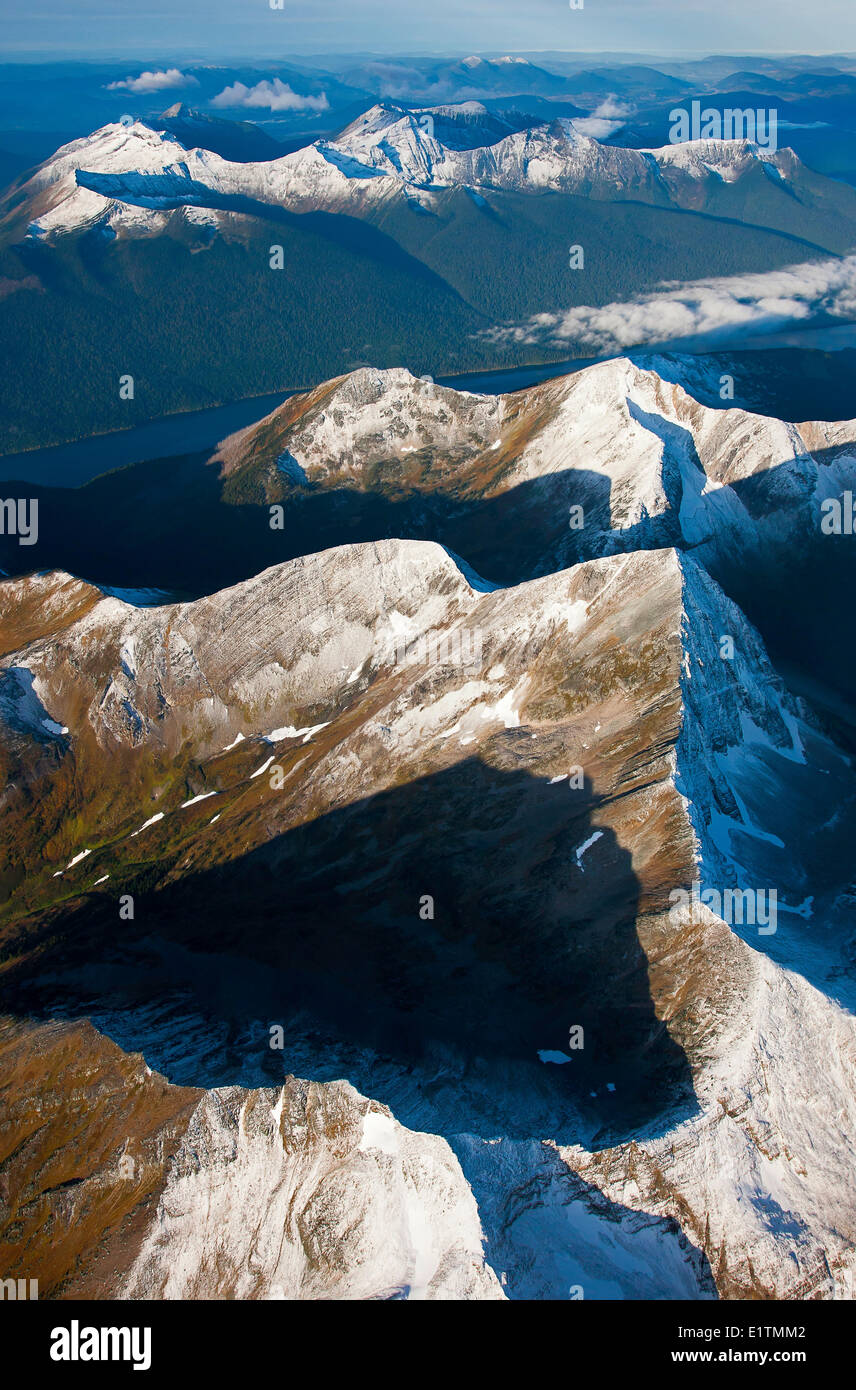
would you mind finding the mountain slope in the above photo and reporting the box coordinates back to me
[10,111,856,248]
[2,537,855,1299]
[210,357,856,704]
[0,1015,503,1300]
[0,540,850,1045]
[4,107,852,452]
[5,356,855,709]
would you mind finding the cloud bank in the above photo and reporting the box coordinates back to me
[572,97,635,141]
[107,69,198,95]
[211,80,329,113]
[485,255,856,354]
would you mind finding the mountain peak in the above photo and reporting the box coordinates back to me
[10,93,829,245]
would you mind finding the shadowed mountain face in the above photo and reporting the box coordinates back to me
[2,523,853,1092]
[0,544,697,1110]
[7,763,692,1137]
[0,538,733,1144]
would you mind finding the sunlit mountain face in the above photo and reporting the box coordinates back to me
[2,31,856,1319]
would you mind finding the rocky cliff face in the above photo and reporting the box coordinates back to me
[211,358,856,709]
[217,358,856,560]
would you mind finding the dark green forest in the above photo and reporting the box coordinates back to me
[0,188,842,452]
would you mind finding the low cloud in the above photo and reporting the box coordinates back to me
[107,69,197,95]
[485,255,856,354]
[572,97,635,141]
[349,61,526,104]
[356,62,427,98]
[211,80,329,113]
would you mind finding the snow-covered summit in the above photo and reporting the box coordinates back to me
[19,120,195,237]
[7,101,820,241]
[649,135,785,183]
[462,55,531,68]
[216,355,856,569]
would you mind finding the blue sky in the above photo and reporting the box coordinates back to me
[3,0,855,59]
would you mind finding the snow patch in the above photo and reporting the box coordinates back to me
[263,722,330,745]
[574,831,603,870]
[41,718,69,735]
[358,1110,400,1155]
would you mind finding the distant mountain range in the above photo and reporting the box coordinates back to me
[2,98,855,452]
[11,105,856,240]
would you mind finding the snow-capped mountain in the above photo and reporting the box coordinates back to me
[2,518,855,1298]
[6,103,856,457]
[214,357,856,585]
[8,122,198,239]
[8,105,851,241]
[0,1016,504,1300]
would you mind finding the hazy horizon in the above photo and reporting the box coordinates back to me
[3,0,856,59]
[4,49,856,62]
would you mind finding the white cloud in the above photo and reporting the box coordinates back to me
[572,97,635,141]
[485,255,856,354]
[211,80,329,113]
[106,68,198,95]
[357,61,427,98]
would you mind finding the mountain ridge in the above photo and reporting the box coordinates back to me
[7,107,855,249]
[3,534,856,1299]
